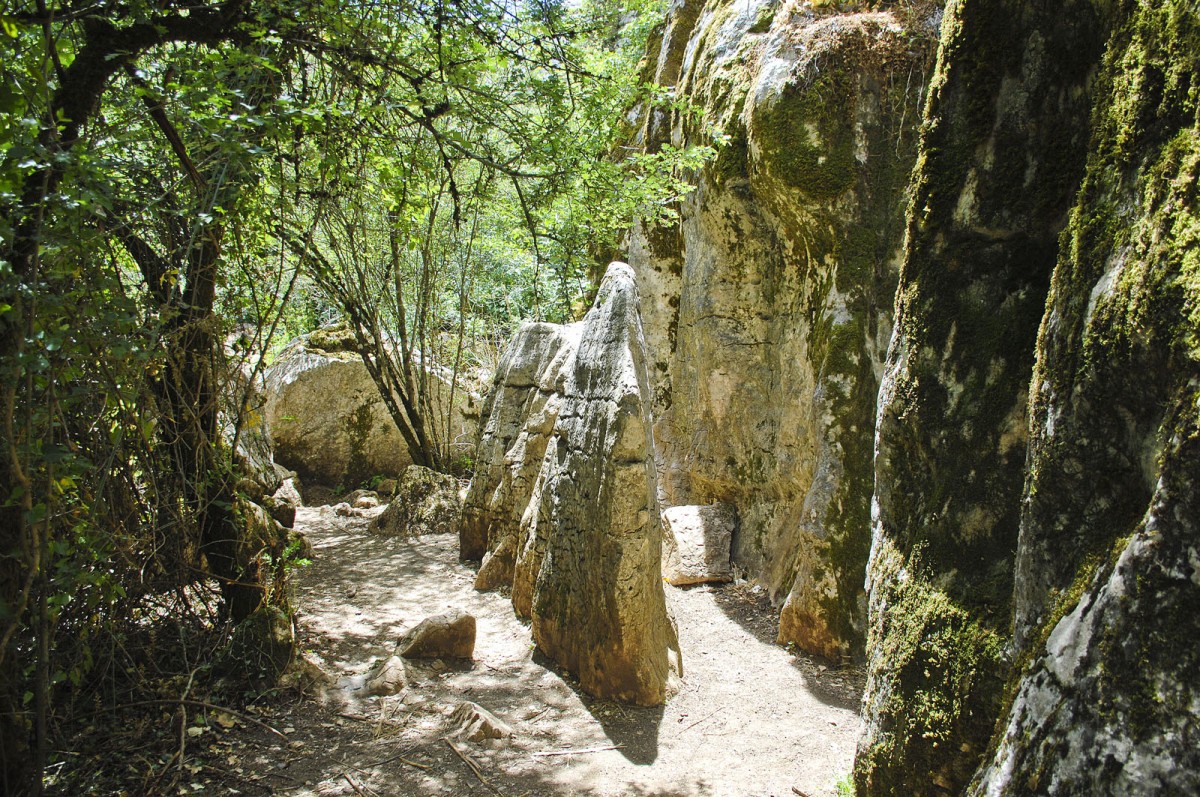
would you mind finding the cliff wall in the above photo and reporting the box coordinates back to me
[627,0,939,659]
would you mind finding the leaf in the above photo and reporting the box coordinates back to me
[0,16,18,38]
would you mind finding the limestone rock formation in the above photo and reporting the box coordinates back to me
[626,0,937,659]
[397,609,476,660]
[854,0,1109,790]
[465,263,680,705]
[371,465,462,537]
[264,325,479,489]
[661,504,735,587]
[460,321,581,572]
[966,2,1200,792]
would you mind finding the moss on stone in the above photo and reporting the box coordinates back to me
[856,545,1006,795]
[306,322,359,354]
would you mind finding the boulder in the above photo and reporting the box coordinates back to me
[332,502,362,518]
[272,477,303,509]
[451,702,513,743]
[285,529,314,561]
[224,604,294,686]
[264,324,479,489]
[279,653,335,698]
[262,495,296,529]
[364,655,410,697]
[370,465,461,537]
[234,495,284,563]
[397,609,475,660]
[661,504,735,586]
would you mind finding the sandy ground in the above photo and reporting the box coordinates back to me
[255,506,862,797]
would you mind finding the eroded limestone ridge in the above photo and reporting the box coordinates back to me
[464,262,681,706]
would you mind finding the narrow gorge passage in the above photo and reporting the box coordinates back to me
[277,505,862,797]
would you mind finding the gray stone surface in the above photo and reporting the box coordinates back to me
[661,504,735,586]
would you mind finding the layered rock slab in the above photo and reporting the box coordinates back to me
[661,504,735,587]
[466,263,680,705]
[459,321,580,574]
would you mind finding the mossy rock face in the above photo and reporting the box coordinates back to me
[858,0,1110,792]
[971,2,1200,791]
[628,0,935,661]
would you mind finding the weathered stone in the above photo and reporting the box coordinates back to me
[353,494,379,509]
[364,655,410,697]
[332,502,361,518]
[264,324,479,488]
[272,477,303,509]
[626,0,936,660]
[397,609,475,660]
[461,321,580,567]
[279,653,335,698]
[234,495,284,564]
[966,3,1200,791]
[375,478,398,497]
[661,504,735,586]
[371,465,462,537]
[521,263,680,706]
[225,605,294,686]
[854,0,1137,793]
[262,495,296,529]
[451,702,513,743]
[464,265,680,704]
[285,529,314,561]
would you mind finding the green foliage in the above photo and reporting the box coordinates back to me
[0,0,699,789]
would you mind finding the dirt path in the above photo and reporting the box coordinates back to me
[263,506,862,797]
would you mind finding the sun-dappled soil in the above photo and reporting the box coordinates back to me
[234,504,865,797]
[138,505,861,797]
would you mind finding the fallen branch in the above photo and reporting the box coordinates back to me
[444,737,500,794]
[343,772,370,797]
[679,708,720,733]
[531,744,621,757]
